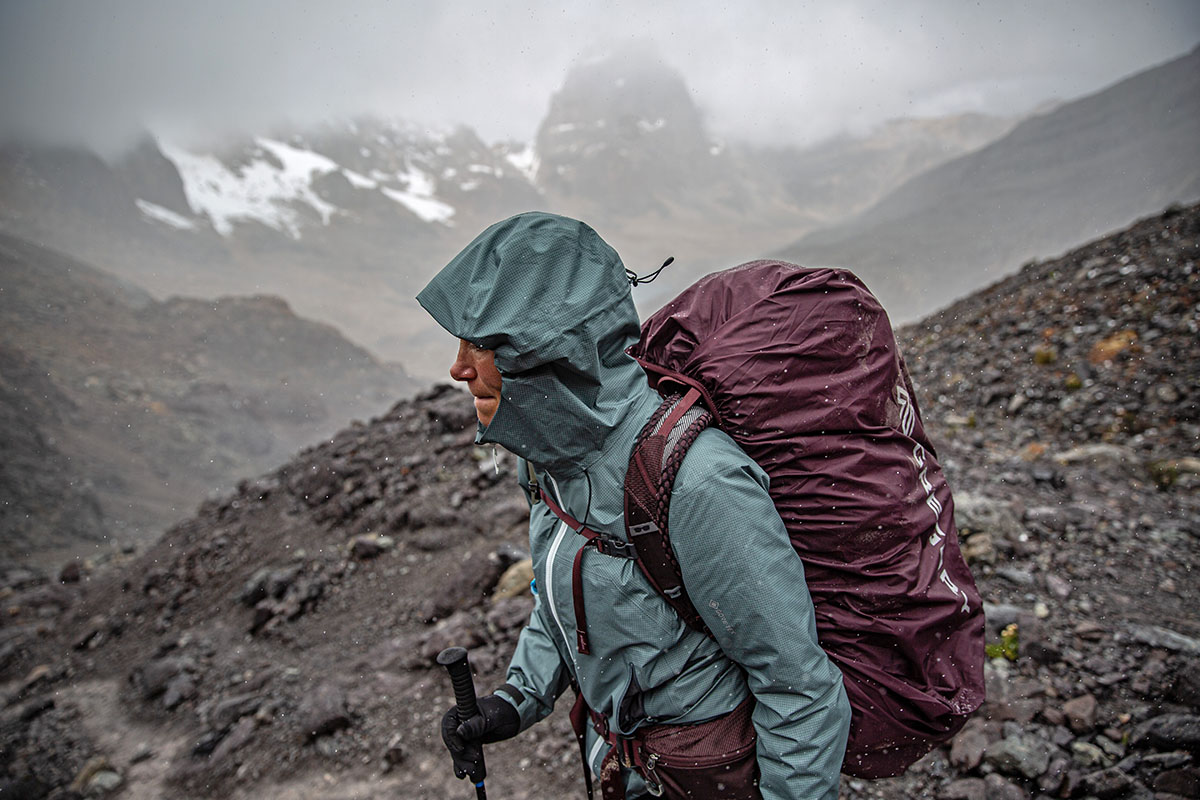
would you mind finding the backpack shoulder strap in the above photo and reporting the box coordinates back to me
[623,387,714,637]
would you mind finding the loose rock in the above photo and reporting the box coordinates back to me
[296,683,350,740]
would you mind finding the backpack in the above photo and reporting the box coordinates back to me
[620,260,986,778]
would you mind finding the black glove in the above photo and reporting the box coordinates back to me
[440,693,521,780]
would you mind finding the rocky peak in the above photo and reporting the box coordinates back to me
[535,42,718,215]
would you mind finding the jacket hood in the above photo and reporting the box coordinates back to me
[417,212,650,476]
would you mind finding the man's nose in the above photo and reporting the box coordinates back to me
[449,342,476,382]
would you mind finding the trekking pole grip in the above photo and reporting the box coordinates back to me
[437,646,488,797]
[438,646,482,722]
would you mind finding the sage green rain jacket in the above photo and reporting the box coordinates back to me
[417,212,850,799]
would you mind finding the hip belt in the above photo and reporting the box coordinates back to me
[569,692,761,800]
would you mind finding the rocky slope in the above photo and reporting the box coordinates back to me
[1,204,1197,799]
[0,233,416,563]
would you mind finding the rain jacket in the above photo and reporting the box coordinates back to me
[417,212,851,800]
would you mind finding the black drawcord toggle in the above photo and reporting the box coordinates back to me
[627,256,674,287]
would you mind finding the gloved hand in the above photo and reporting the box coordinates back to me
[440,693,521,780]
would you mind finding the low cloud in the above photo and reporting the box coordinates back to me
[2,0,1198,155]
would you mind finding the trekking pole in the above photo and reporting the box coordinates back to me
[437,646,488,800]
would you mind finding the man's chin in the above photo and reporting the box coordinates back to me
[474,397,498,426]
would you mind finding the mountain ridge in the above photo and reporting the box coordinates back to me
[0,47,1032,379]
[775,45,1200,322]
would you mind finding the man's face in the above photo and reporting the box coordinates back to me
[450,339,503,426]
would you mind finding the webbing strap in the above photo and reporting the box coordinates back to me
[658,387,701,436]
[571,690,644,800]
[539,487,600,537]
[569,690,595,800]
[632,359,722,427]
[538,486,602,654]
[571,542,592,654]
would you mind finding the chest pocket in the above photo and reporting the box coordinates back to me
[579,546,687,651]
[549,503,691,656]
[529,465,688,658]
[533,506,685,660]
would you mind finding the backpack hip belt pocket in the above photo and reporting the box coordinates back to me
[585,696,761,800]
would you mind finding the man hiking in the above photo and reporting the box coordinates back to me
[419,211,851,799]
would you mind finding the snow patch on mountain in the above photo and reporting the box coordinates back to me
[504,145,540,183]
[397,162,437,196]
[160,138,341,239]
[142,119,531,238]
[135,199,196,230]
[257,138,338,178]
[372,162,453,223]
[342,169,378,189]
[380,186,455,225]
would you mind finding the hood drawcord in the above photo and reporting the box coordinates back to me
[626,256,675,287]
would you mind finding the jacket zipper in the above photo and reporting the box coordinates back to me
[543,475,580,674]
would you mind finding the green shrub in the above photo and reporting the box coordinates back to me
[986,623,1019,660]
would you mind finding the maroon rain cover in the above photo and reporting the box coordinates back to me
[630,261,986,777]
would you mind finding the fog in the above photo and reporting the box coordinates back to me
[2,0,1198,156]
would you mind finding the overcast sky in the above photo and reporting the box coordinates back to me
[2,0,1198,155]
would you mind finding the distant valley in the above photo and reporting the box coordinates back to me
[0,234,414,563]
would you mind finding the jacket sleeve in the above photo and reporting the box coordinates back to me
[668,454,851,800]
[495,570,573,732]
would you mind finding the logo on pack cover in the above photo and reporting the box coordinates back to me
[897,383,971,614]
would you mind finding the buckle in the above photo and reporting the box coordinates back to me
[594,534,638,560]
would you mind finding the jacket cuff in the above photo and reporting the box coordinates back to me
[493,682,531,730]
[494,682,526,707]
[495,679,552,733]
